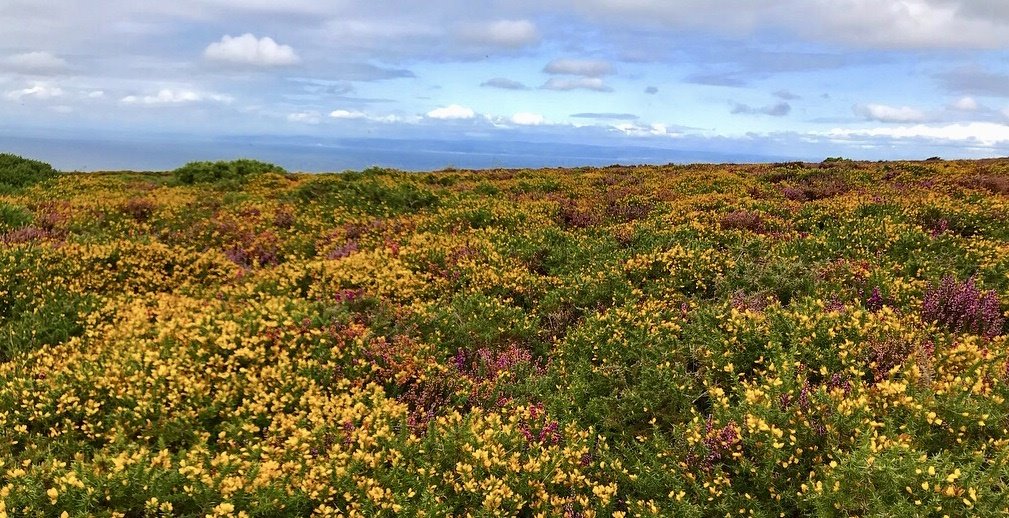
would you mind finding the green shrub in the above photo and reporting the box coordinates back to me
[171,159,286,185]
[294,175,439,215]
[0,248,94,360]
[0,153,57,188]
[0,202,32,231]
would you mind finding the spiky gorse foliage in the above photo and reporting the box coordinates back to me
[0,153,56,189]
[1,160,1009,516]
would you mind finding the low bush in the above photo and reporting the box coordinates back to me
[719,209,766,233]
[921,275,1003,338]
[295,175,439,215]
[0,153,57,189]
[0,202,32,231]
[171,159,286,185]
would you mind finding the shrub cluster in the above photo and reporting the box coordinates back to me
[0,202,32,232]
[921,275,1004,338]
[4,160,1009,515]
[171,158,286,184]
[0,153,57,188]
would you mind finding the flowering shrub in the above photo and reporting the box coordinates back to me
[719,209,766,232]
[1,159,1009,515]
[922,275,1004,338]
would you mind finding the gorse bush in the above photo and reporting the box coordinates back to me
[294,174,439,215]
[0,153,57,188]
[171,158,286,185]
[4,158,1009,516]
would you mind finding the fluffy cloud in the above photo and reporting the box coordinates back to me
[4,83,64,100]
[481,78,530,90]
[571,112,638,120]
[568,0,1009,49]
[327,110,417,124]
[854,103,927,123]
[774,90,801,100]
[950,96,979,111]
[459,19,539,48]
[543,58,613,77]
[731,101,791,117]
[121,89,232,105]
[644,86,659,95]
[612,121,681,137]
[4,51,69,74]
[204,33,300,66]
[541,77,612,92]
[823,122,1009,147]
[329,109,367,120]
[288,111,322,124]
[936,66,1009,97]
[510,112,545,125]
[426,104,476,120]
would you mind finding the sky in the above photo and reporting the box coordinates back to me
[5,1,1009,170]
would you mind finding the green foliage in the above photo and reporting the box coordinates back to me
[0,202,32,231]
[0,248,93,361]
[294,173,439,215]
[0,153,57,189]
[6,159,1009,515]
[171,158,286,185]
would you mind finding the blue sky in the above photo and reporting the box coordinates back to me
[5,1,1009,170]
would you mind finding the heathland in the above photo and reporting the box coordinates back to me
[1,154,1008,516]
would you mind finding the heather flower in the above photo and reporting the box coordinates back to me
[327,240,359,260]
[865,286,884,312]
[720,210,766,233]
[868,335,913,382]
[921,276,1003,338]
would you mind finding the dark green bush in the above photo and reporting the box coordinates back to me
[171,159,286,185]
[294,175,439,215]
[0,153,57,188]
[0,202,32,231]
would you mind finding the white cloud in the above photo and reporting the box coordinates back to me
[854,103,926,123]
[327,110,419,124]
[459,19,539,48]
[204,33,300,66]
[541,77,613,92]
[510,112,545,125]
[4,83,64,100]
[823,122,1009,147]
[86,90,105,99]
[543,58,613,77]
[613,121,681,137]
[372,114,408,124]
[4,51,69,73]
[426,104,476,120]
[569,0,1009,49]
[121,89,232,105]
[481,77,529,90]
[329,109,367,120]
[951,96,979,111]
[288,111,322,124]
